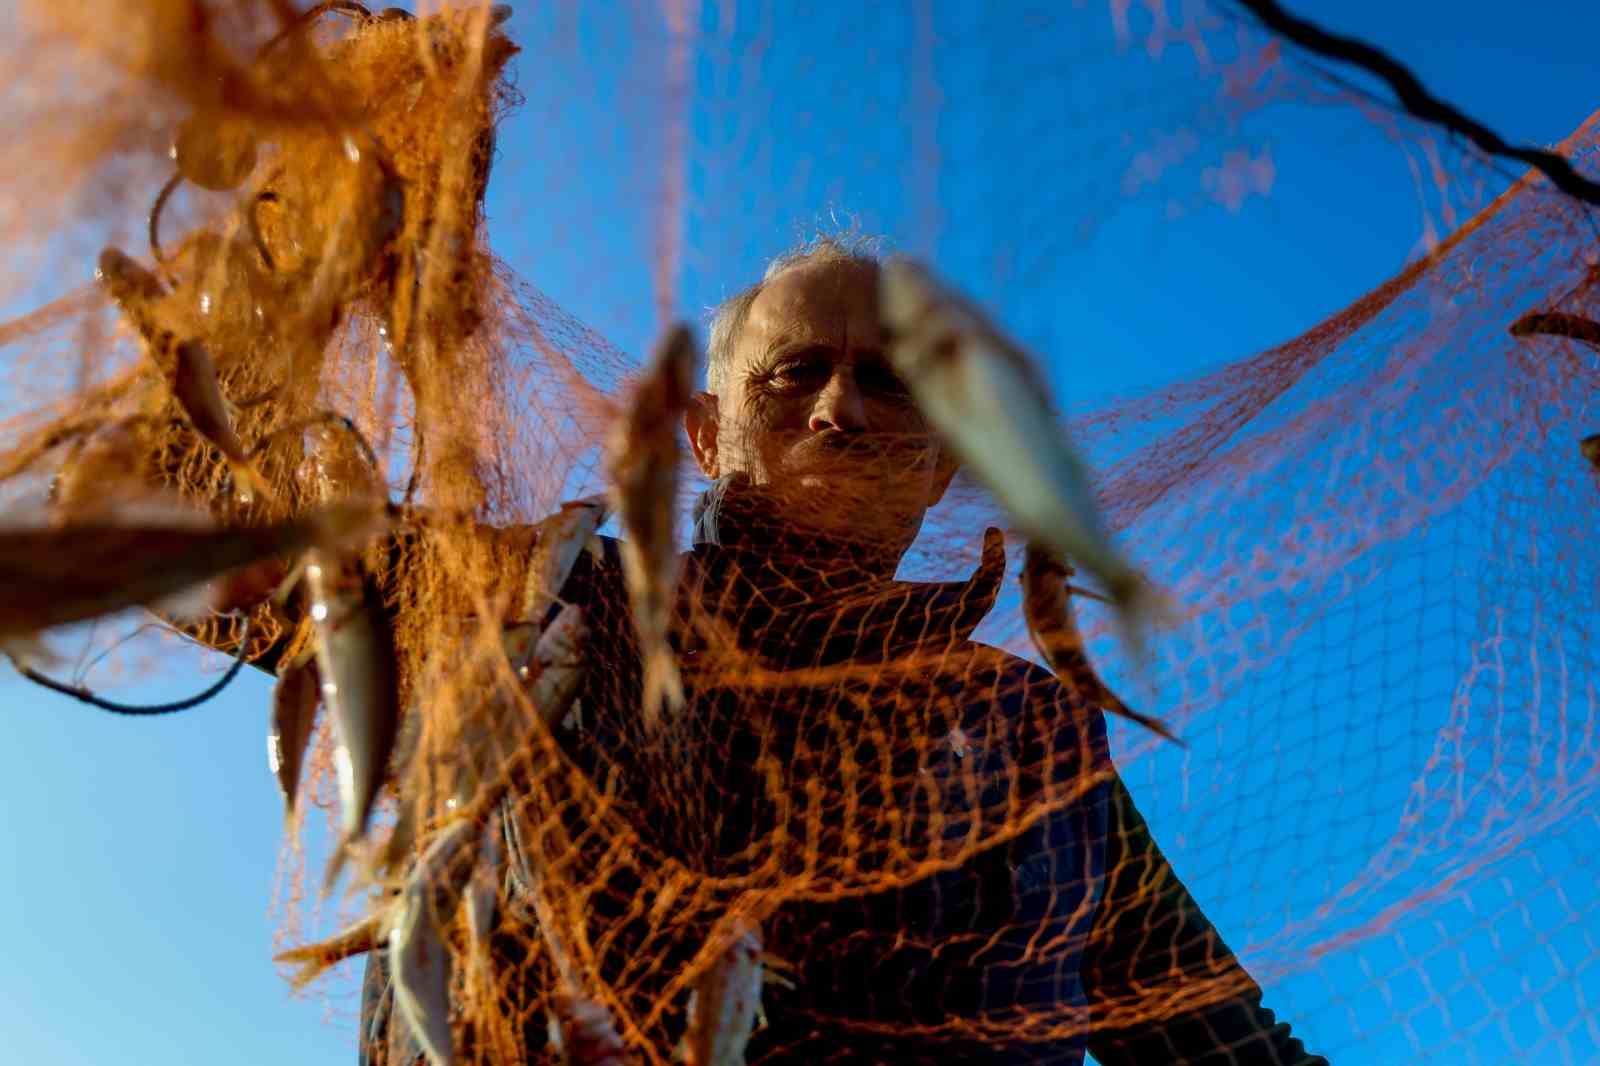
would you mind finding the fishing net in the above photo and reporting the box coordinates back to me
[1,1,1597,1063]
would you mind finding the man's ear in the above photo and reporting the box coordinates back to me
[925,445,959,509]
[685,392,720,479]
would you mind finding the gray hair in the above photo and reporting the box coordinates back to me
[705,233,884,393]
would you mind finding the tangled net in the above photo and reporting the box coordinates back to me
[2,2,1598,1064]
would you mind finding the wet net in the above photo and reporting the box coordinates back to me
[1,2,1598,1064]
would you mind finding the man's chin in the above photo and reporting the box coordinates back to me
[766,470,928,546]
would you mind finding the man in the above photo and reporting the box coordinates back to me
[360,237,1326,1064]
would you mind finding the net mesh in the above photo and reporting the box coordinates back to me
[1,2,1598,1064]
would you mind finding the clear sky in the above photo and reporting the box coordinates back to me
[2,2,1598,1063]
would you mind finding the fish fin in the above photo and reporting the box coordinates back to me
[2,635,64,672]
[228,459,276,506]
[641,647,685,730]
[273,922,382,990]
[321,838,354,900]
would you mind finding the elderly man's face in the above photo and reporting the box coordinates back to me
[685,259,957,548]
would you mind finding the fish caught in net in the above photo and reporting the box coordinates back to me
[0,2,1597,1064]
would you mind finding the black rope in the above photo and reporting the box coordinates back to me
[249,410,381,476]
[1233,0,1600,208]
[17,618,254,717]
[147,171,184,266]
[257,1,375,60]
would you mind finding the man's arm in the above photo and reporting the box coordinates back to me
[1083,776,1327,1066]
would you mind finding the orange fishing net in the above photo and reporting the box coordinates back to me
[2,2,1597,1064]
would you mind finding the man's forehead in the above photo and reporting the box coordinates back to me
[743,260,882,349]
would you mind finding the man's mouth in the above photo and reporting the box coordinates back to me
[781,432,934,479]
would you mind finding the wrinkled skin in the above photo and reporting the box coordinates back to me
[684,259,958,564]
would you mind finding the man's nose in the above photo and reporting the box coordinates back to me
[807,368,868,433]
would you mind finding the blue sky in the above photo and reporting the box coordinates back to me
[3,2,1598,1062]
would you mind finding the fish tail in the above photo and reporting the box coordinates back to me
[1107,701,1184,742]
[274,945,343,991]
[1102,689,1186,748]
[228,458,276,505]
[320,840,352,899]
[641,646,685,730]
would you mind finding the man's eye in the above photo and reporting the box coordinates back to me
[772,357,830,389]
[855,359,910,398]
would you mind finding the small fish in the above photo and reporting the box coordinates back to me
[94,247,272,503]
[390,818,480,1066]
[374,698,425,884]
[306,553,401,892]
[274,906,389,990]
[521,496,609,626]
[879,259,1162,650]
[1021,542,1182,746]
[1581,433,1600,472]
[1509,310,1600,347]
[547,996,628,1066]
[269,652,321,818]
[0,503,383,642]
[521,604,588,728]
[607,324,696,729]
[463,810,503,987]
[681,918,765,1066]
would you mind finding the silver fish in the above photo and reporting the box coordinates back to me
[306,552,401,891]
[1021,543,1182,746]
[268,652,321,817]
[463,810,503,985]
[547,995,627,1066]
[607,324,695,729]
[682,917,765,1066]
[390,818,480,1066]
[879,258,1161,646]
[521,496,609,627]
[521,604,588,727]
[95,247,273,503]
[0,503,383,642]
[274,906,389,990]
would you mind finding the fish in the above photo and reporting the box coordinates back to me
[0,502,384,643]
[606,324,696,730]
[521,604,588,728]
[1581,433,1600,472]
[520,496,609,627]
[306,552,401,892]
[879,258,1164,651]
[547,996,628,1066]
[681,917,766,1066]
[268,652,321,817]
[274,906,390,990]
[390,818,480,1066]
[94,247,273,504]
[463,810,502,987]
[1509,309,1600,347]
[1021,542,1182,746]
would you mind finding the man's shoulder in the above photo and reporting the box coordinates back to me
[955,639,1109,733]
